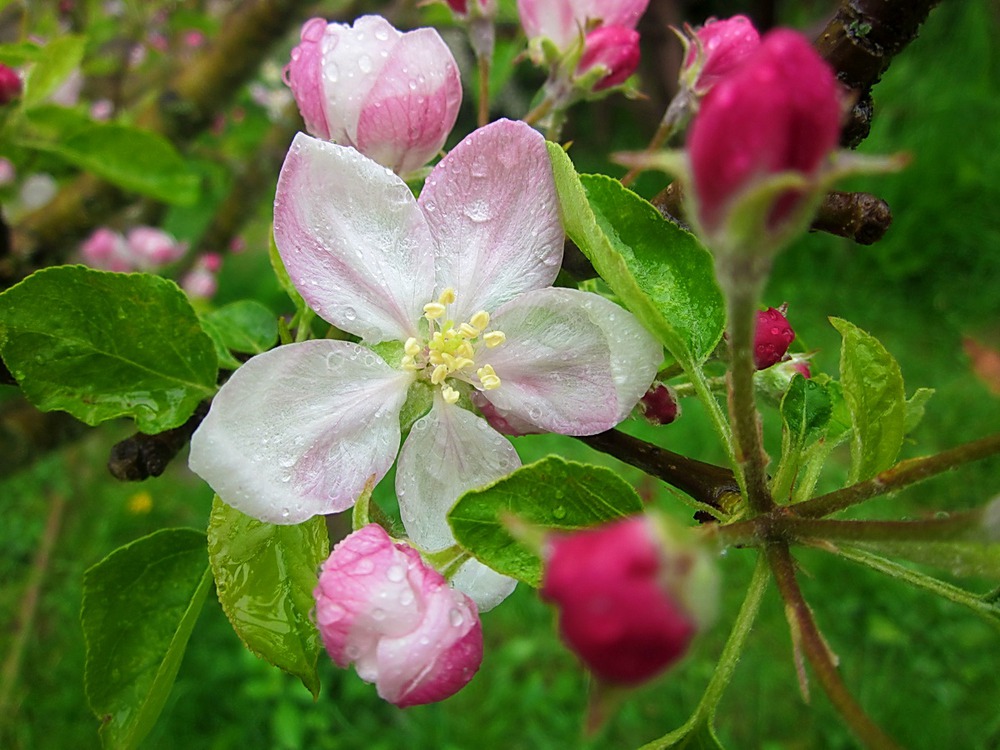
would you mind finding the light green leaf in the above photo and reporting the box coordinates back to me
[781,376,832,448]
[547,143,725,366]
[23,35,85,107]
[830,318,906,483]
[640,718,727,750]
[207,497,329,697]
[82,529,212,750]
[448,456,644,587]
[904,387,935,435]
[0,41,43,66]
[21,122,200,204]
[200,300,278,369]
[0,266,218,433]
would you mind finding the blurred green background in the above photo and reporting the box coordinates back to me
[2,1,999,748]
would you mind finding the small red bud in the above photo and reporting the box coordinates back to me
[578,26,641,91]
[681,15,760,94]
[753,306,796,370]
[639,383,680,425]
[0,64,23,105]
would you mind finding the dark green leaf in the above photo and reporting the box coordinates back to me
[448,456,644,587]
[207,497,329,697]
[82,529,212,750]
[830,318,906,483]
[24,122,200,204]
[200,300,278,369]
[0,266,218,432]
[780,376,832,448]
[547,143,725,365]
[22,35,85,107]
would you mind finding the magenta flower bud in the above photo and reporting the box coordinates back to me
[753,306,795,370]
[446,0,495,17]
[314,524,483,707]
[681,15,760,94]
[541,516,715,685]
[126,226,186,267]
[687,29,842,239]
[283,15,462,177]
[518,0,649,54]
[578,26,640,91]
[638,382,680,425]
[0,64,22,105]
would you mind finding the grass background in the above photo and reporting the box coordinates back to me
[2,1,999,748]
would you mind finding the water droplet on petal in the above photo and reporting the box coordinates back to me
[386,564,406,582]
[449,608,464,627]
[358,54,373,73]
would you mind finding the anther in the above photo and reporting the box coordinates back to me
[423,302,446,320]
[484,331,506,348]
[470,311,490,330]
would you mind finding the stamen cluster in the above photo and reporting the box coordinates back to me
[401,287,507,403]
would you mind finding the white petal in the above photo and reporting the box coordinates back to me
[479,288,661,434]
[395,396,520,610]
[418,119,564,322]
[189,340,411,523]
[274,132,435,343]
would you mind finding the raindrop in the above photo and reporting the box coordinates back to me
[371,607,386,620]
[399,590,415,606]
[326,62,339,83]
[358,54,373,73]
[344,306,357,320]
[375,26,389,41]
[386,564,406,582]
[449,608,464,627]
[553,506,566,520]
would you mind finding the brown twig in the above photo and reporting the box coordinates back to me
[107,401,210,481]
[815,0,943,148]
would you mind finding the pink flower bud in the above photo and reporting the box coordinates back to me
[638,383,680,425]
[126,226,186,267]
[518,0,649,53]
[446,0,495,17]
[688,30,841,238]
[578,26,640,91]
[314,524,483,707]
[0,64,23,105]
[80,227,131,272]
[284,15,462,177]
[681,15,760,94]
[181,267,217,299]
[541,516,712,685]
[753,306,795,370]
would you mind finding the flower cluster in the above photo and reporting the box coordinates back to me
[79,226,187,273]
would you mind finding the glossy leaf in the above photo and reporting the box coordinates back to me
[200,300,278,369]
[23,122,200,204]
[22,35,85,107]
[0,266,218,433]
[207,496,329,697]
[82,529,212,750]
[547,143,725,366]
[781,376,832,448]
[831,318,906,483]
[448,456,644,587]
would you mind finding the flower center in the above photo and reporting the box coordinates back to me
[400,287,506,404]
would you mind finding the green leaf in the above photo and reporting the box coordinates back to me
[780,376,832,448]
[82,529,212,750]
[24,122,200,204]
[547,143,725,366]
[830,318,906,483]
[200,300,278,369]
[640,717,727,750]
[848,540,1000,580]
[904,387,935,435]
[0,40,43,66]
[448,456,644,587]
[207,497,329,697]
[0,266,218,432]
[23,35,85,108]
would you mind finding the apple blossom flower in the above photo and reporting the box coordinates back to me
[679,15,760,95]
[189,119,662,609]
[126,226,187,266]
[80,227,132,272]
[688,29,842,245]
[518,0,649,55]
[577,25,640,91]
[314,523,483,706]
[283,15,462,178]
[541,514,717,685]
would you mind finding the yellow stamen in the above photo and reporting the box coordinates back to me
[404,337,421,357]
[438,287,456,305]
[459,322,480,338]
[470,310,490,330]
[441,384,460,404]
[431,364,449,385]
[484,331,506,348]
[423,302,446,320]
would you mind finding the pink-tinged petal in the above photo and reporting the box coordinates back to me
[189,340,411,523]
[284,18,332,140]
[315,524,483,707]
[475,288,616,434]
[517,0,576,49]
[480,288,660,432]
[319,16,403,147]
[356,28,462,176]
[419,119,564,322]
[274,133,436,342]
[581,0,649,30]
[396,396,519,610]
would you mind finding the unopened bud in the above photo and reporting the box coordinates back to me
[680,15,760,94]
[0,64,23,105]
[578,26,641,91]
[754,306,795,370]
[639,382,680,425]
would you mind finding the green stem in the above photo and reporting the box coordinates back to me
[827,545,1000,630]
[620,91,693,187]
[639,554,770,750]
[793,433,1000,518]
[476,52,490,128]
[687,363,738,480]
[767,544,903,750]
